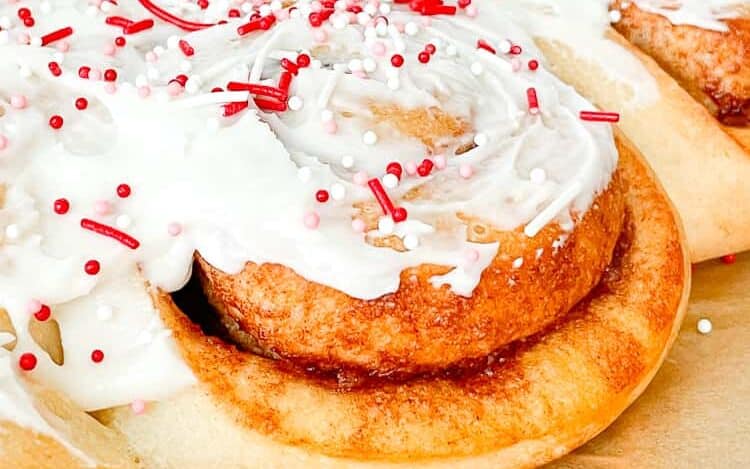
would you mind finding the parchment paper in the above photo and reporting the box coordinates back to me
[549,253,750,468]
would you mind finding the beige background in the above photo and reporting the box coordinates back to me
[550,253,750,468]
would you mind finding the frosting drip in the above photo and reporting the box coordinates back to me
[0,0,621,454]
[629,0,747,31]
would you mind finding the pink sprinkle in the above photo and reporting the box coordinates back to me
[353,171,369,186]
[10,95,27,109]
[314,29,328,43]
[27,299,42,314]
[434,155,447,170]
[465,5,478,17]
[395,22,405,33]
[0,135,7,151]
[371,41,386,56]
[167,81,183,97]
[94,200,112,216]
[310,0,323,12]
[131,399,146,415]
[89,69,102,81]
[405,161,418,176]
[138,86,151,98]
[16,33,29,45]
[57,41,71,53]
[167,222,182,236]
[511,58,522,72]
[323,120,338,134]
[352,218,366,233]
[459,164,474,179]
[145,51,157,62]
[103,43,116,56]
[303,211,320,229]
[464,248,480,264]
[104,83,117,94]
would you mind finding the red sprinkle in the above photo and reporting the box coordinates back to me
[417,159,434,177]
[368,178,395,215]
[91,349,105,363]
[81,219,141,250]
[227,82,287,101]
[104,69,118,82]
[105,16,134,28]
[17,7,32,19]
[297,53,311,68]
[78,66,91,79]
[391,54,404,67]
[41,27,74,46]
[580,111,620,123]
[49,115,64,130]
[425,43,437,55]
[85,260,101,275]
[316,190,330,203]
[115,36,127,47]
[34,305,51,322]
[278,71,293,92]
[386,162,403,179]
[280,58,299,75]
[228,9,241,18]
[23,17,35,28]
[510,45,522,55]
[123,19,155,35]
[721,254,737,265]
[178,39,195,56]
[48,62,62,77]
[116,184,132,198]
[528,59,539,71]
[75,97,88,110]
[392,207,408,223]
[477,39,496,55]
[19,353,37,371]
[54,198,70,215]
[458,0,472,7]
[526,88,539,114]
[418,51,430,63]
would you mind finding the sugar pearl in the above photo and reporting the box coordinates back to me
[353,171,369,186]
[341,155,354,168]
[529,168,546,184]
[167,222,182,236]
[697,318,713,335]
[459,164,474,179]
[383,173,399,189]
[474,133,488,146]
[403,234,419,250]
[352,218,366,233]
[303,211,320,229]
[288,96,303,111]
[378,216,395,235]
[131,399,146,415]
[330,183,346,200]
[362,130,378,145]
[116,215,132,229]
[404,22,419,36]
[470,62,484,76]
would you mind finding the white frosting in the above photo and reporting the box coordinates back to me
[0,0,623,458]
[630,0,747,32]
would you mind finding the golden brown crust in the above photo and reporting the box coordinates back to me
[612,1,750,125]
[99,134,689,468]
[196,171,625,377]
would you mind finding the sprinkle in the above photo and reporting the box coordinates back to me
[91,349,104,363]
[477,39,496,54]
[352,218,366,233]
[40,26,73,46]
[123,19,155,35]
[392,207,408,222]
[527,88,540,114]
[354,171,369,186]
[34,304,51,322]
[84,260,101,275]
[116,184,132,198]
[497,39,512,54]
[434,155,447,170]
[316,190,329,203]
[104,69,118,82]
[459,164,474,179]
[528,59,539,71]
[530,168,546,184]
[330,183,346,200]
[27,300,42,315]
[403,234,419,250]
[0,135,7,151]
[178,39,195,56]
[697,318,713,335]
[391,54,404,67]
[116,215,132,229]
[473,133,488,146]
[167,223,182,236]
[512,257,524,269]
[383,173,399,189]
[10,95,27,109]
[362,130,378,145]
[418,51,430,64]
[94,200,112,216]
[75,97,88,110]
[470,62,483,75]
[81,219,141,250]
[54,198,70,214]
[580,111,620,123]
[18,353,37,371]
[137,0,215,32]
[5,224,19,240]
[368,178,395,214]
[417,159,434,177]
[378,216,395,235]
[721,254,737,265]
[303,211,320,229]
[386,162,403,179]
[131,399,146,415]
[464,248,480,264]
[405,161,418,176]
[49,115,64,130]
[288,96,304,111]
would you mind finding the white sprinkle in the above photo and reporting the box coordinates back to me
[379,3,391,14]
[535,248,544,259]
[30,37,42,47]
[297,167,312,182]
[0,17,11,29]
[378,216,395,235]
[153,45,166,56]
[530,168,547,184]
[348,59,363,72]
[335,0,347,10]
[403,234,419,250]
[512,257,524,269]
[446,44,458,57]
[321,109,334,122]
[470,62,484,76]
[5,224,19,240]
[498,39,513,54]
[332,14,348,29]
[341,155,354,168]
[357,12,371,26]
[473,133,488,146]
[100,0,112,12]
[363,58,377,73]
[404,22,419,36]
[116,215,132,229]
[609,9,622,23]
[364,3,378,15]
[180,61,193,73]
[96,305,114,321]
[697,318,713,335]
[363,130,378,145]
[383,173,399,189]
[259,4,272,16]
[330,183,346,200]
[167,36,180,49]
[288,96,304,111]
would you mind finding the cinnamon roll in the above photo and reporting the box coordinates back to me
[0,1,689,468]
